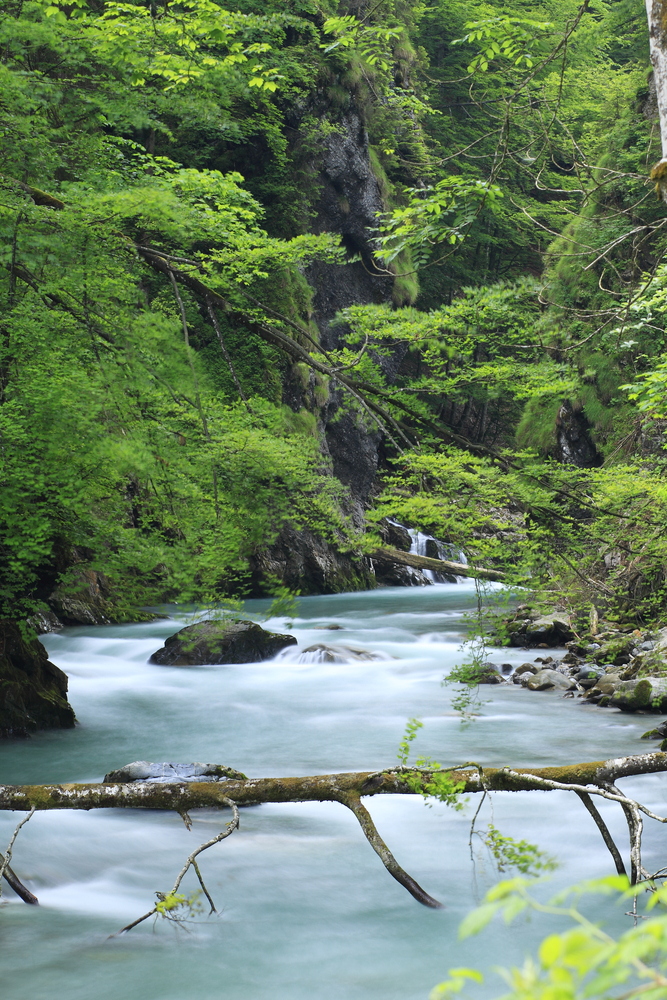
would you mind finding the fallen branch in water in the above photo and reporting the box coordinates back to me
[1,754,665,912]
[0,806,38,905]
[112,796,239,936]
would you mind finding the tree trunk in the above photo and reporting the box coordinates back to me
[646,2,667,198]
[1,753,665,813]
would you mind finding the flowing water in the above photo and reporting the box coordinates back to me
[2,583,665,1000]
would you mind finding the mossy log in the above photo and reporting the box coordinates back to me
[1,753,664,813]
[2,754,665,911]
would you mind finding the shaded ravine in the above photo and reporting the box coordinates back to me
[1,584,665,1000]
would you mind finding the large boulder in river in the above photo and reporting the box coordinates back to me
[149,619,297,666]
[0,620,76,737]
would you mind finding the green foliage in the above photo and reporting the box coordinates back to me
[397,717,424,765]
[376,178,504,267]
[0,0,355,619]
[481,825,557,877]
[396,719,467,809]
[431,877,667,1000]
[453,15,554,73]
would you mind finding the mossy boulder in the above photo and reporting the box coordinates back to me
[0,620,76,737]
[149,619,298,666]
[506,612,574,647]
[611,677,667,713]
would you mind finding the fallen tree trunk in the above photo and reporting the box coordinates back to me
[1,753,664,813]
[369,546,505,582]
[2,753,665,911]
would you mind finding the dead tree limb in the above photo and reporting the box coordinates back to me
[344,793,443,908]
[114,797,239,935]
[0,806,37,905]
[2,754,666,814]
[575,790,627,877]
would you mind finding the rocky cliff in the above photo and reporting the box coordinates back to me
[0,620,76,738]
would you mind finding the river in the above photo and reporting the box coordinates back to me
[1,583,665,1000]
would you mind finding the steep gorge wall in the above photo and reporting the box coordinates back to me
[250,105,424,593]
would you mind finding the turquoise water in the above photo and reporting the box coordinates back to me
[1,583,664,1000]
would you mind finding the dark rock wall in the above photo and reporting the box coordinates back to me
[305,107,399,510]
[0,620,76,737]
[255,106,413,592]
[554,401,602,468]
[249,525,375,595]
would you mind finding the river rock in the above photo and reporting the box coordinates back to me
[103,761,247,783]
[293,644,386,663]
[575,665,604,689]
[515,663,538,675]
[585,672,621,702]
[476,665,505,684]
[525,614,574,646]
[149,619,297,666]
[0,620,76,737]
[641,720,667,740]
[526,669,576,692]
[513,663,538,684]
[506,610,574,647]
[610,677,667,712]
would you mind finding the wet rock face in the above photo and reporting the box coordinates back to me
[0,620,76,737]
[149,619,297,666]
[305,107,398,508]
[378,520,412,552]
[307,108,393,354]
[372,554,430,587]
[49,568,115,625]
[250,525,375,596]
[554,401,602,468]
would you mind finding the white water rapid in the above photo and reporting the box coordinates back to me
[1,583,665,1000]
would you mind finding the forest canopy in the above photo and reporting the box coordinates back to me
[2,0,667,629]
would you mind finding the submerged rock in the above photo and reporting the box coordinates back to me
[149,619,297,666]
[0,620,76,737]
[103,761,247,783]
[290,643,386,663]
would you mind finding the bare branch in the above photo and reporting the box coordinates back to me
[575,790,627,877]
[345,793,443,908]
[0,806,37,904]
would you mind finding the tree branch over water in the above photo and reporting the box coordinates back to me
[2,754,667,911]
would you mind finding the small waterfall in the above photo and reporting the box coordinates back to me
[407,529,467,584]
